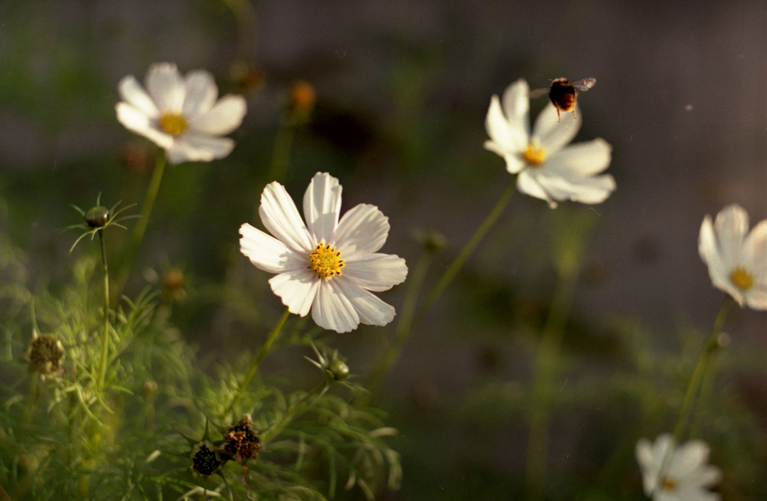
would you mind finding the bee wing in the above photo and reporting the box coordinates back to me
[572,77,597,92]
[528,87,549,99]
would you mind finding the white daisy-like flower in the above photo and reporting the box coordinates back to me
[484,78,615,208]
[239,172,408,333]
[699,204,767,309]
[116,62,247,164]
[635,434,722,501]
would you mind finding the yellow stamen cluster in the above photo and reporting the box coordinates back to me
[309,243,345,278]
[522,143,547,166]
[730,266,754,290]
[159,113,188,136]
[661,477,678,492]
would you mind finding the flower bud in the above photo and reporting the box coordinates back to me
[290,80,316,113]
[84,206,110,228]
[327,358,350,381]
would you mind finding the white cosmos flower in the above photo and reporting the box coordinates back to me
[239,172,408,333]
[699,204,767,309]
[635,434,722,501]
[116,62,247,164]
[484,78,615,208]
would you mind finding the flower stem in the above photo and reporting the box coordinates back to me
[524,255,581,501]
[654,295,733,489]
[269,112,297,182]
[114,151,167,300]
[227,308,291,416]
[420,179,516,314]
[366,248,434,392]
[96,229,111,391]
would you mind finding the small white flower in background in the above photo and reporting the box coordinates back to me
[484,78,615,208]
[699,204,767,309]
[239,172,408,333]
[635,434,722,501]
[116,62,247,164]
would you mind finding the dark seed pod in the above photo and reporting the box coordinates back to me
[190,441,223,476]
[84,206,110,228]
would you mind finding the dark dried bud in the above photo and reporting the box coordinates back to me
[327,358,350,381]
[218,413,262,464]
[28,334,65,377]
[190,441,222,476]
[84,206,110,228]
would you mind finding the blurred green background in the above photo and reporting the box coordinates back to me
[3,0,767,498]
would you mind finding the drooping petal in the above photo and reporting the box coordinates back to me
[343,253,407,291]
[311,279,359,333]
[745,284,767,310]
[118,75,160,118]
[259,181,315,254]
[532,103,581,154]
[146,63,185,114]
[545,138,612,176]
[240,223,307,274]
[189,95,247,135]
[517,169,556,208]
[713,204,749,267]
[115,103,173,148]
[335,277,396,326]
[524,164,616,206]
[303,172,342,243]
[183,70,218,119]
[332,204,390,258]
[269,269,319,317]
[501,79,531,139]
[165,131,235,164]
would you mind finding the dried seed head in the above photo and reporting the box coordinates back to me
[190,441,223,476]
[28,334,65,377]
[218,414,262,464]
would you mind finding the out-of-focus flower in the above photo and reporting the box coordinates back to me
[699,204,767,309]
[116,63,247,164]
[240,172,408,333]
[635,434,721,501]
[484,78,615,208]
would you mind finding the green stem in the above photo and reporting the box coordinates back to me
[367,249,434,392]
[268,113,296,183]
[524,254,582,501]
[655,295,732,489]
[114,151,167,300]
[97,229,111,391]
[420,180,516,314]
[227,308,291,416]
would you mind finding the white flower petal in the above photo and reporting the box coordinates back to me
[485,95,527,154]
[303,172,342,243]
[344,253,408,291]
[115,103,173,148]
[189,95,247,135]
[714,204,749,266]
[545,138,612,176]
[183,70,218,119]
[635,438,658,495]
[527,165,616,205]
[146,62,185,114]
[532,103,581,154]
[669,440,709,477]
[333,204,390,258]
[118,75,159,118]
[239,223,306,274]
[501,79,531,139]
[259,181,315,254]
[269,269,319,317]
[335,277,396,326]
[312,279,359,333]
[517,169,555,207]
[165,131,235,164]
[742,219,767,277]
[745,285,767,310]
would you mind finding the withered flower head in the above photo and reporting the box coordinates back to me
[218,413,262,464]
[190,441,223,476]
[28,334,65,378]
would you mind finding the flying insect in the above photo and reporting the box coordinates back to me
[529,77,597,121]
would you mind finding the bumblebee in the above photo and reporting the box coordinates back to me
[529,77,596,121]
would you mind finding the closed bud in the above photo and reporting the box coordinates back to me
[84,206,110,228]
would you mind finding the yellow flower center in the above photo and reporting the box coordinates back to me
[159,113,188,136]
[309,243,345,278]
[730,266,754,290]
[522,142,547,166]
[661,477,678,492]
